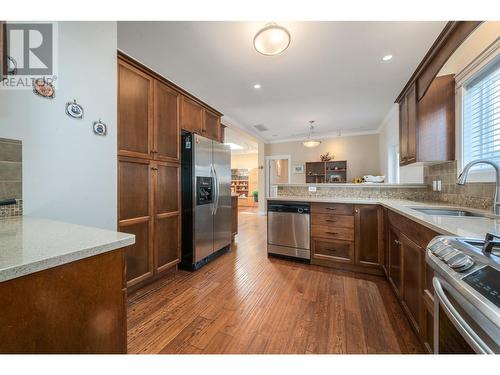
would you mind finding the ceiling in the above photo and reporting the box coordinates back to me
[117,21,446,142]
[224,126,259,155]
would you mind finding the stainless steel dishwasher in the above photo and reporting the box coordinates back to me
[267,202,310,260]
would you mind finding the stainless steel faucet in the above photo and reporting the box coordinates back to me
[456,159,500,215]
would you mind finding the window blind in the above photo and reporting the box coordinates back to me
[463,59,500,168]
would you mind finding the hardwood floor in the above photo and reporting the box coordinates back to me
[127,206,424,354]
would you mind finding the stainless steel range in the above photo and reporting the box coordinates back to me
[426,234,500,354]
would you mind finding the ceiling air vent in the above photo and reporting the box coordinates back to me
[253,124,269,132]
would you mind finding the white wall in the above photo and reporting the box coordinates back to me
[265,134,381,183]
[0,22,118,230]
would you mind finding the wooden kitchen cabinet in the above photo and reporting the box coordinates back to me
[354,205,383,268]
[203,109,221,141]
[154,80,180,162]
[399,82,417,166]
[0,249,127,353]
[154,161,181,273]
[386,209,440,351]
[388,227,403,297]
[401,232,423,335]
[118,59,153,159]
[118,157,154,287]
[311,203,383,274]
[118,52,222,291]
[180,95,204,134]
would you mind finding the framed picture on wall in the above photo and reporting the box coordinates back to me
[293,164,304,174]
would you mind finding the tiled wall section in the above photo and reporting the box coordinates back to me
[277,185,428,200]
[424,161,495,211]
[0,138,23,218]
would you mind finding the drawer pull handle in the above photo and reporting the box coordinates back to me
[326,248,337,252]
[325,231,338,235]
[325,207,336,211]
[325,220,337,223]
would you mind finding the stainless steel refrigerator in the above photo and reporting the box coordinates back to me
[180,132,232,270]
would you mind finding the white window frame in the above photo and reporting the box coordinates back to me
[455,39,500,182]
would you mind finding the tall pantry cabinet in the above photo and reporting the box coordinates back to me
[117,53,224,291]
[118,57,181,290]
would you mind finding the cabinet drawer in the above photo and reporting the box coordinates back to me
[311,213,354,228]
[312,225,354,241]
[312,238,354,263]
[311,203,353,215]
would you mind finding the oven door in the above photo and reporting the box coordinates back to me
[433,277,499,354]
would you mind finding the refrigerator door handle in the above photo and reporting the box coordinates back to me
[213,164,220,215]
[210,163,218,215]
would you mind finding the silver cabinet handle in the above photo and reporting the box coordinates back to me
[432,277,491,354]
[394,239,401,245]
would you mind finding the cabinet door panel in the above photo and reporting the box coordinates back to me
[154,162,180,272]
[156,163,180,213]
[118,61,152,158]
[354,205,382,267]
[156,215,180,270]
[180,96,203,134]
[120,220,153,284]
[399,99,408,165]
[401,233,423,334]
[119,158,151,221]
[203,110,220,141]
[406,83,417,163]
[154,80,180,161]
[389,227,403,296]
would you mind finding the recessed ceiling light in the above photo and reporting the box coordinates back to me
[254,23,291,56]
[382,54,393,62]
[253,84,261,89]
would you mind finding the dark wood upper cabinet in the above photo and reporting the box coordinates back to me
[399,83,417,166]
[118,60,153,159]
[354,204,383,267]
[154,80,180,162]
[417,74,455,162]
[203,110,221,141]
[180,96,204,134]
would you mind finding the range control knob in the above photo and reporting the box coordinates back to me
[448,255,474,272]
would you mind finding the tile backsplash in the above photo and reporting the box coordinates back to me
[424,161,495,211]
[0,138,23,218]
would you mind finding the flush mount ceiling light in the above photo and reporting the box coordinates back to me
[382,54,393,61]
[253,83,261,89]
[302,121,321,148]
[253,23,291,56]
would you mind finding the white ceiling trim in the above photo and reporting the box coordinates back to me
[266,129,380,144]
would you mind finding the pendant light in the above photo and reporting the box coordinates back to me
[253,23,291,56]
[302,121,321,148]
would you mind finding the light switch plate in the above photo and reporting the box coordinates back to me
[437,180,442,192]
[433,181,437,191]
[308,186,317,193]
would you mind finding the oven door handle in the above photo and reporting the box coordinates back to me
[432,277,492,354]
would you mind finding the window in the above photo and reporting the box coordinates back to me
[462,59,500,168]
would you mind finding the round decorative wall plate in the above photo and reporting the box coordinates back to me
[93,119,107,136]
[33,78,55,99]
[65,100,84,119]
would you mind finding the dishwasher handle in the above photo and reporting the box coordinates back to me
[268,203,310,214]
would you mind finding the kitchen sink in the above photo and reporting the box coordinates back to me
[410,207,486,218]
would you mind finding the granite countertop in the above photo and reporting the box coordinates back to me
[267,196,500,239]
[0,216,135,283]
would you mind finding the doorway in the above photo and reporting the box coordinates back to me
[265,155,291,197]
